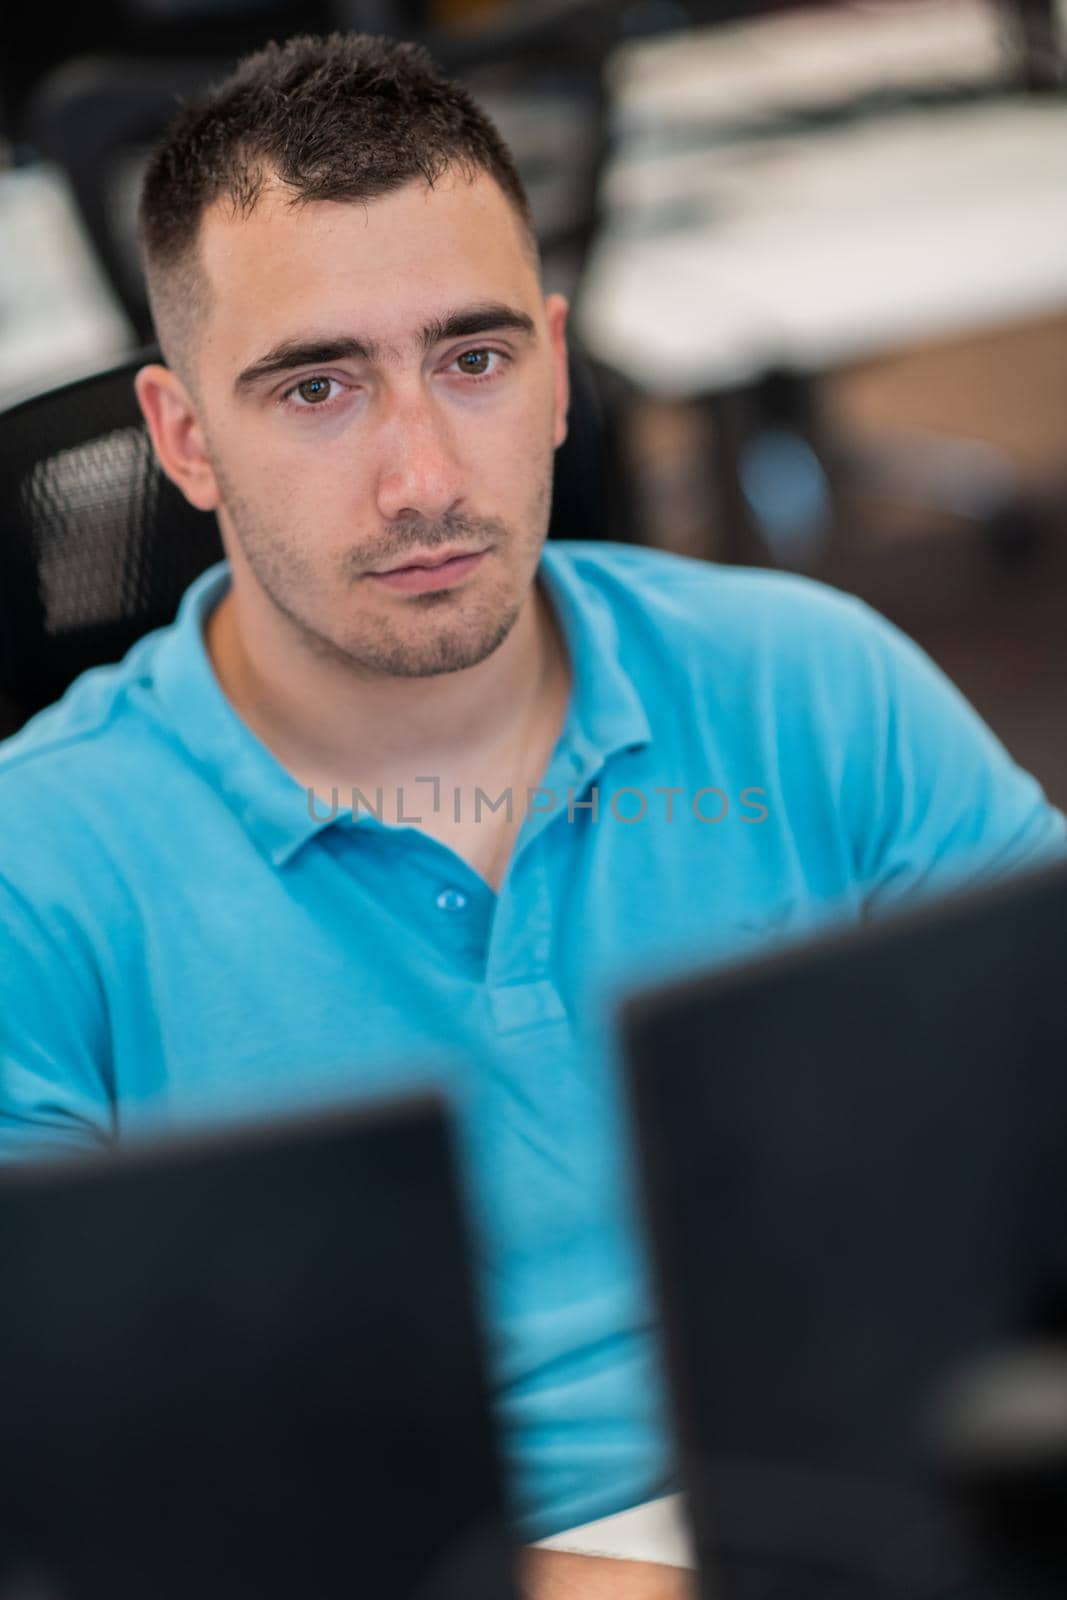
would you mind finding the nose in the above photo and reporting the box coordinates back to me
[373,387,464,524]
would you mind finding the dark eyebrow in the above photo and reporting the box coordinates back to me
[234,336,380,393]
[418,302,536,349]
[233,302,536,394]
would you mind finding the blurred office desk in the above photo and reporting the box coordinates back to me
[0,162,134,410]
[575,4,1067,396]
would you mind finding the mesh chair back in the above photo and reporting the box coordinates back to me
[0,343,612,738]
[0,354,223,737]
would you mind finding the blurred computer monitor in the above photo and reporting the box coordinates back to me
[0,1093,517,1600]
[623,858,1067,1599]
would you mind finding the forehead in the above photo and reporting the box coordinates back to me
[196,169,540,370]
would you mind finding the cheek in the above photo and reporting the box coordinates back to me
[229,440,336,521]
[470,385,556,476]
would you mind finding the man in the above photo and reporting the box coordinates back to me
[1,31,1064,1599]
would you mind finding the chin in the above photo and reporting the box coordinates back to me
[354,608,520,679]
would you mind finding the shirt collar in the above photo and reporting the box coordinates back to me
[148,544,652,870]
[537,542,652,785]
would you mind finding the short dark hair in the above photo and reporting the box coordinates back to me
[138,32,537,383]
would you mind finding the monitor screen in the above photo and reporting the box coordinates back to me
[0,1094,516,1600]
[623,859,1067,1599]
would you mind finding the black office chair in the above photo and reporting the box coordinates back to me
[0,341,622,739]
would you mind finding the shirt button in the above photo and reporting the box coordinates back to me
[435,887,468,912]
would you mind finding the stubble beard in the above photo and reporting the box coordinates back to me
[214,465,553,681]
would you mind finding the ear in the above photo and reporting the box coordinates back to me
[544,292,570,450]
[134,363,220,513]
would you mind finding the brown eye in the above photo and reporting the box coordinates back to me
[296,377,332,404]
[457,350,491,376]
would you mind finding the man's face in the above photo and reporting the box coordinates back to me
[179,169,568,679]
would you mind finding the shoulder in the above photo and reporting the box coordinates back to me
[1,651,145,781]
[0,559,226,811]
[545,540,898,685]
[0,634,167,878]
[544,542,1043,811]
[546,539,874,626]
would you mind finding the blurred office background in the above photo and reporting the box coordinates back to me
[2,0,1065,801]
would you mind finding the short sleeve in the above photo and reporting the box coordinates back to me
[0,873,115,1161]
[836,598,1067,913]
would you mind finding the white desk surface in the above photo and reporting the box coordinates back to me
[534,1493,696,1569]
[0,164,134,410]
[607,0,1022,130]
[576,3,1067,394]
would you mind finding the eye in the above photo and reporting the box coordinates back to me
[280,374,344,410]
[450,348,506,381]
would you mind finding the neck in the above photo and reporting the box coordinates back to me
[204,568,569,793]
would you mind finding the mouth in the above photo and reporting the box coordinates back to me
[372,547,486,576]
[367,547,490,594]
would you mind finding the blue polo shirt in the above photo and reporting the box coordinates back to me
[1,541,1064,1538]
